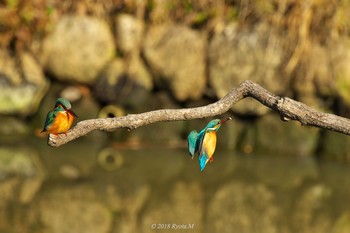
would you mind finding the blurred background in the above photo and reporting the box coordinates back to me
[1,0,350,232]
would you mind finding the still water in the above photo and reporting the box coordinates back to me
[0,134,350,233]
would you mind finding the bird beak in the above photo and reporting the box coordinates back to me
[69,109,79,118]
[219,116,232,124]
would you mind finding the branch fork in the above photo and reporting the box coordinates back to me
[48,80,350,147]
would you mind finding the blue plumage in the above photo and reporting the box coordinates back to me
[187,130,198,158]
[187,117,232,171]
[199,153,209,171]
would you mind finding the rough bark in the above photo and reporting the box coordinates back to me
[47,80,350,147]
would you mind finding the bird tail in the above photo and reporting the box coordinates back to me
[199,154,209,171]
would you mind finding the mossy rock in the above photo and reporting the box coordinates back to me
[253,113,319,156]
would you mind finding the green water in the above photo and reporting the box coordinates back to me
[0,135,350,233]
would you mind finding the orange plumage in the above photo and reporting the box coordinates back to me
[46,110,76,134]
[41,98,78,135]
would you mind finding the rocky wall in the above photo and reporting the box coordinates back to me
[0,1,350,159]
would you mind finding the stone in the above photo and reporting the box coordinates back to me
[208,23,284,115]
[317,130,350,161]
[98,14,153,108]
[247,156,318,190]
[115,14,144,53]
[0,50,49,115]
[254,113,319,156]
[42,15,115,84]
[95,58,153,108]
[59,164,81,179]
[19,176,44,204]
[207,181,278,233]
[333,211,350,233]
[293,44,336,109]
[95,58,153,109]
[332,40,350,106]
[39,185,112,233]
[104,185,122,213]
[143,24,206,101]
[0,177,20,229]
[0,146,45,204]
[0,50,21,85]
[0,116,30,141]
[149,0,170,22]
[128,56,153,90]
[291,184,332,233]
[0,146,38,179]
[142,182,203,233]
[60,85,83,102]
[114,185,150,233]
[95,58,125,103]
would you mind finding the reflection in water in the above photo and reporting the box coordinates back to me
[0,137,350,233]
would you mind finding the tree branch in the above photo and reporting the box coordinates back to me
[47,80,350,147]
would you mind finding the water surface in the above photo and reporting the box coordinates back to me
[0,136,349,233]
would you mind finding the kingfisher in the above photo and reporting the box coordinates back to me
[41,98,78,136]
[187,117,232,171]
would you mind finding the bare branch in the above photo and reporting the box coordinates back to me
[47,80,350,147]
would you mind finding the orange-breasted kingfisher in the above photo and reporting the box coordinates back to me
[187,117,232,171]
[41,98,78,135]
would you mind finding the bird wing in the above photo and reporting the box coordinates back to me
[198,129,217,171]
[41,107,63,132]
[42,110,56,132]
[187,130,198,158]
